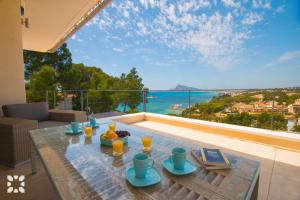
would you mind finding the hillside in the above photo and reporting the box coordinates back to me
[170,84,201,91]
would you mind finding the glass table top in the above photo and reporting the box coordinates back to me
[30,120,260,200]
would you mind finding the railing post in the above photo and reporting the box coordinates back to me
[142,88,147,112]
[45,91,49,105]
[53,91,56,108]
[271,92,275,130]
[80,90,83,111]
[64,91,67,110]
[188,90,191,118]
[86,90,89,110]
[142,88,146,112]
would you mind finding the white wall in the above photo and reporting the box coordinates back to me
[0,0,26,115]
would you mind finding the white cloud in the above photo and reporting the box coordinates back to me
[184,12,249,69]
[112,47,124,52]
[71,34,76,40]
[252,0,271,9]
[135,48,153,53]
[139,0,160,9]
[222,0,241,8]
[275,5,285,13]
[86,16,99,26]
[266,50,300,67]
[151,61,172,66]
[115,20,126,28]
[137,21,149,35]
[113,0,140,18]
[276,50,300,63]
[178,0,210,14]
[123,10,130,18]
[83,55,90,60]
[111,36,122,40]
[70,34,84,42]
[241,13,263,25]
[87,0,278,70]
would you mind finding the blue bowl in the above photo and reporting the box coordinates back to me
[100,135,128,146]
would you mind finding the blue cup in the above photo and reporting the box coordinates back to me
[71,122,79,133]
[133,153,154,179]
[89,117,97,127]
[170,147,186,170]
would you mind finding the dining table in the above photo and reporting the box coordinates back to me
[30,120,260,200]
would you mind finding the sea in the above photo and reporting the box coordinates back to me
[117,91,219,114]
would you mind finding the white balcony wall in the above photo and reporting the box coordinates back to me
[0,0,26,115]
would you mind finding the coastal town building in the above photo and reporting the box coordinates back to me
[287,92,298,96]
[254,101,288,114]
[232,102,254,113]
[230,92,243,97]
[288,99,300,114]
[252,94,264,101]
[231,101,291,114]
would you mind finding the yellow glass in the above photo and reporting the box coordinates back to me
[84,126,92,138]
[112,139,124,156]
[108,122,116,131]
[141,136,152,151]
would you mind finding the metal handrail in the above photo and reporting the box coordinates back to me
[26,88,300,132]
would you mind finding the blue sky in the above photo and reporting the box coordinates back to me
[67,0,300,89]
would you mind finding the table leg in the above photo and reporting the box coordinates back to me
[250,175,259,200]
[31,143,37,174]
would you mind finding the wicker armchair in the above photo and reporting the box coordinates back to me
[2,102,87,128]
[0,102,87,167]
[0,117,38,167]
[49,109,87,122]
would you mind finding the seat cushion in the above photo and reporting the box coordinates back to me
[38,121,69,129]
[2,102,49,121]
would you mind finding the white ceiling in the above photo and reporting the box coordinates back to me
[22,0,111,52]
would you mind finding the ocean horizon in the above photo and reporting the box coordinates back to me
[118,91,219,114]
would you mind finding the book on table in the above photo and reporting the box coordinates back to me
[191,147,231,170]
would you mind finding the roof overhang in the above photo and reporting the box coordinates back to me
[22,0,112,53]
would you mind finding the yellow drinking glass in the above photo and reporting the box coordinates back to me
[84,126,92,138]
[108,122,116,131]
[112,139,124,156]
[141,136,152,151]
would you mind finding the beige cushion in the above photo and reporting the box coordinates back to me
[2,102,49,121]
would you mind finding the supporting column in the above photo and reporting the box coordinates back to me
[0,0,26,116]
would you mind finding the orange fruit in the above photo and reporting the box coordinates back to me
[106,131,118,139]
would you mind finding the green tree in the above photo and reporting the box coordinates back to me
[24,55,145,113]
[112,73,130,112]
[56,64,119,112]
[57,64,90,111]
[295,125,300,133]
[256,112,287,130]
[262,90,300,105]
[59,63,87,90]
[26,66,57,108]
[83,66,119,113]
[24,43,72,78]
[87,90,116,113]
[121,68,144,112]
[223,112,255,127]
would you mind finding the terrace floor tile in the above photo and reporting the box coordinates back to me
[267,149,300,200]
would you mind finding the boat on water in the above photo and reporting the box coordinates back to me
[147,96,157,99]
[171,104,183,110]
